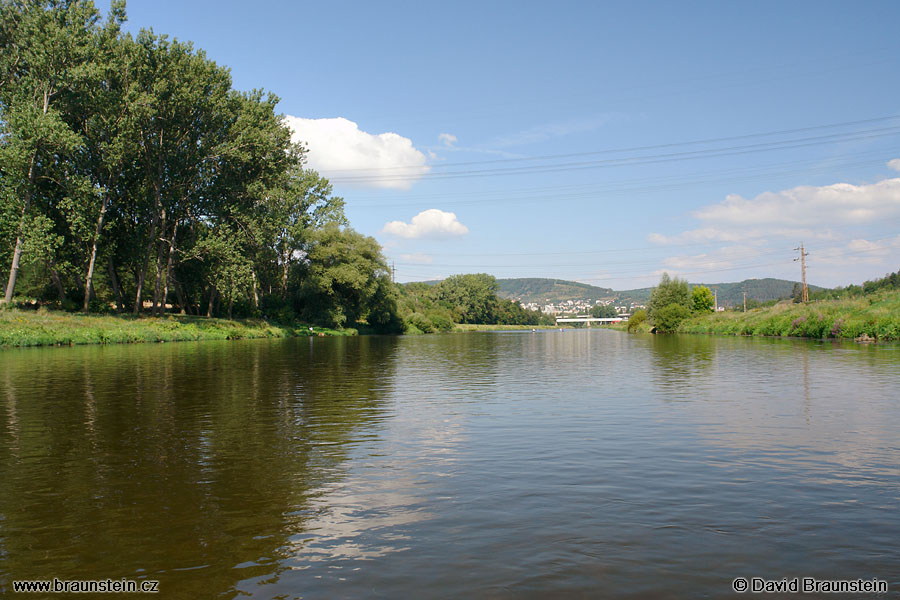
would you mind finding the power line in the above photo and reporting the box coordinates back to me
[393,236,900,284]
[323,114,900,173]
[329,125,900,184]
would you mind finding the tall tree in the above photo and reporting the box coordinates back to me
[128,31,232,314]
[0,0,101,303]
[648,272,690,322]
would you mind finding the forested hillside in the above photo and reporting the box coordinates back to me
[621,278,822,306]
[497,277,815,307]
[497,278,616,304]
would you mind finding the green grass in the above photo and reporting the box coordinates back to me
[0,309,353,348]
[677,290,900,341]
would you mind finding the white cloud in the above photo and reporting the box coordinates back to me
[283,116,428,190]
[889,158,900,172]
[661,246,766,273]
[648,227,837,245]
[382,209,469,239]
[438,133,457,147]
[815,235,900,266]
[693,177,900,227]
[398,253,433,264]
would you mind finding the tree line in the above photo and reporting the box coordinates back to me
[398,274,552,333]
[0,0,402,331]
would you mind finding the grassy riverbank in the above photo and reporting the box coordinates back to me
[0,310,353,348]
[678,291,900,340]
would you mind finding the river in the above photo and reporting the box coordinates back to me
[1,331,898,598]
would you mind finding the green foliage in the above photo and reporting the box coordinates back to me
[678,290,900,340]
[627,308,647,332]
[433,273,500,324]
[648,273,690,323]
[808,268,900,302]
[399,274,549,331]
[297,225,402,332]
[653,303,692,332]
[590,303,618,318]
[0,0,386,332]
[691,285,715,314]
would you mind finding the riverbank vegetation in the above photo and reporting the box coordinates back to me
[397,274,553,334]
[629,269,900,341]
[0,308,355,347]
[678,290,900,341]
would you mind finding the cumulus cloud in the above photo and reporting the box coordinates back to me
[438,133,457,147]
[693,177,900,227]
[650,172,900,248]
[889,158,900,172]
[283,116,428,190]
[382,209,469,239]
[815,235,900,266]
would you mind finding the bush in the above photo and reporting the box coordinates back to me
[654,303,691,332]
[627,309,647,332]
[427,311,454,332]
[405,312,434,333]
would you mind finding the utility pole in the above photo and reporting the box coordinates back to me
[713,287,718,312]
[794,242,809,303]
[743,290,747,312]
[391,262,396,284]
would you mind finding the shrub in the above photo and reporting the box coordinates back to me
[405,312,434,333]
[627,309,647,332]
[653,303,691,333]
[427,312,454,332]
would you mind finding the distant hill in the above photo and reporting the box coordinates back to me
[498,277,819,307]
[497,278,616,304]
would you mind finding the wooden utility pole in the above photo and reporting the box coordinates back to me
[794,242,809,303]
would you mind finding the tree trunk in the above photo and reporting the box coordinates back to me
[50,261,66,303]
[227,296,233,320]
[251,267,259,311]
[173,278,188,315]
[3,153,37,304]
[107,258,124,312]
[136,172,163,314]
[82,190,111,312]
[281,252,290,299]
[134,217,157,314]
[160,221,177,316]
[206,287,216,318]
[152,209,167,315]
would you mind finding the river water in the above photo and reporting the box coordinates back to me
[1,331,898,598]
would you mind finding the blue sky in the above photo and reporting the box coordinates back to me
[122,0,900,289]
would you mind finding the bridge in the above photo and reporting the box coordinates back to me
[555,315,630,326]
